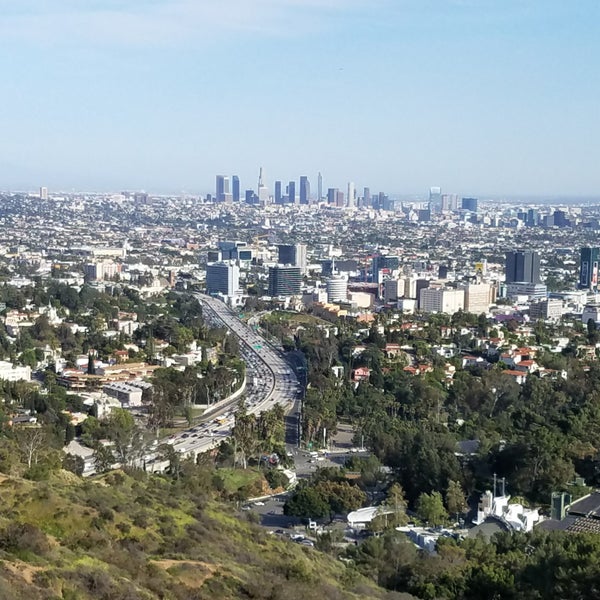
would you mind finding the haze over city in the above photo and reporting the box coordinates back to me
[1,0,598,196]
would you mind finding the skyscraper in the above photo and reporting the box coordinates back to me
[268,266,302,297]
[347,182,355,207]
[274,181,283,204]
[299,176,310,205]
[257,167,269,203]
[287,181,296,204]
[429,186,442,212]
[327,188,337,204]
[232,175,240,202]
[505,250,541,284]
[363,187,371,207]
[216,175,225,202]
[39,186,48,200]
[317,172,323,202]
[206,261,239,296]
[216,175,230,202]
[278,244,308,274]
[579,247,600,291]
[372,255,399,284]
[461,197,478,212]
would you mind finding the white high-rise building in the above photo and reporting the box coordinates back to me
[419,288,465,314]
[39,186,48,200]
[317,172,323,201]
[463,283,492,314]
[326,274,348,303]
[347,182,355,207]
[257,167,269,204]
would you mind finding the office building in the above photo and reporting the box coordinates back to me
[505,250,540,284]
[441,194,458,211]
[374,192,387,210]
[216,175,230,202]
[268,266,302,297]
[274,181,283,204]
[384,279,404,303]
[39,186,48,201]
[278,244,307,274]
[257,167,269,203]
[317,172,323,202]
[404,277,418,299]
[206,261,239,296]
[529,299,563,321]
[429,186,442,212]
[83,260,122,282]
[327,188,337,204]
[245,190,258,205]
[372,255,400,284]
[232,176,240,202]
[506,282,547,301]
[463,283,492,314]
[299,176,310,205]
[553,210,569,228]
[579,247,600,291]
[526,209,539,227]
[287,181,296,204]
[347,182,355,207]
[462,197,478,212]
[326,274,348,303]
[217,241,237,260]
[363,187,371,207]
[420,288,465,315]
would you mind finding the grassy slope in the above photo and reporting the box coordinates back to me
[0,470,405,600]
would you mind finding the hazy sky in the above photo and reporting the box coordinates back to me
[0,0,598,197]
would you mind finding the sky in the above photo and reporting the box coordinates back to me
[0,0,598,197]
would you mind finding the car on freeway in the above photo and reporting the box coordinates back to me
[254,501,265,506]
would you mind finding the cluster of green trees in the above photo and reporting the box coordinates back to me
[346,528,600,600]
[229,402,286,469]
[284,311,600,510]
[284,467,367,520]
[147,357,245,431]
[81,408,145,472]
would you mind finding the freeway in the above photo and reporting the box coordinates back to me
[145,294,302,468]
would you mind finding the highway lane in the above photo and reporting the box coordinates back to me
[145,294,302,467]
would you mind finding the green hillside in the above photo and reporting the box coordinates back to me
[0,470,404,600]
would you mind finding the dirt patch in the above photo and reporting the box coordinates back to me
[151,559,219,588]
[3,561,46,585]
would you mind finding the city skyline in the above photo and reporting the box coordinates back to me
[0,1,598,195]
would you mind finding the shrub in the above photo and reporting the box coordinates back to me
[0,522,51,556]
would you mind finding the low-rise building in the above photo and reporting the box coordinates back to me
[0,361,31,382]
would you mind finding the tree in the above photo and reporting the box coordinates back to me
[232,402,258,469]
[446,480,468,521]
[62,453,85,476]
[15,427,47,469]
[416,491,448,526]
[105,409,144,468]
[284,485,330,519]
[386,483,409,526]
[157,443,182,480]
[93,443,114,473]
[370,484,408,532]
[87,353,96,375]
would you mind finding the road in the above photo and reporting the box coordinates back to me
[145,294,302,469]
